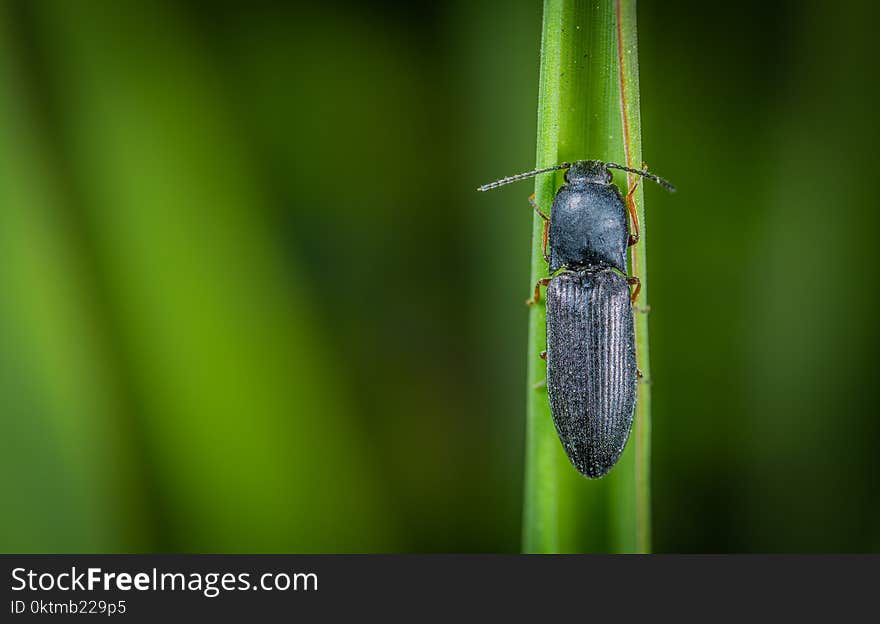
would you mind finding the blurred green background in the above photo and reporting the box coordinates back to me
[0,0,877,553]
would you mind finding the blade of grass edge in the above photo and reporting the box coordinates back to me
[522,0,563,554]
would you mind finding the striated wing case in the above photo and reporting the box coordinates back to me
[545,269,637,478]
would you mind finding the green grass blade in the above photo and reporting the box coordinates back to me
[523,0,651,554]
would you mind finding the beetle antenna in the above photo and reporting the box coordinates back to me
[477,162,571,192]
[606,162,676,192]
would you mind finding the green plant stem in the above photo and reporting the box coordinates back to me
[523,0,651,554]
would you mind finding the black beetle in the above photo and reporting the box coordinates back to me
[478,160,674,478]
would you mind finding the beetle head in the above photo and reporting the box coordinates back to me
[564,160,613,185]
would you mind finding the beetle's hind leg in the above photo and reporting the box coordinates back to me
[626,276,642,304]
[625,163,649,247]
[529,193,551,263]
[526,277,552,306]
[626,276,651,312]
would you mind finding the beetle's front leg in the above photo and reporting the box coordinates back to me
[626,163,649,247]
[529,193,551,263]
[526,277,552,306]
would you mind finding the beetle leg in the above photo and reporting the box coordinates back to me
[526,277,552,306]
[626,276,642,304]
[540,220,550,263]
[529,193,551,263]
[626,163,649,247]
[532,378,547,390]
[528,193,550,221]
